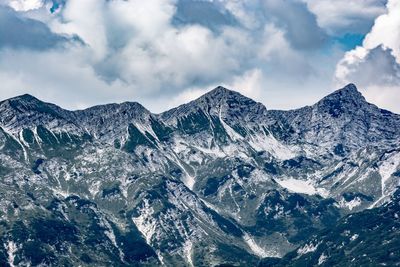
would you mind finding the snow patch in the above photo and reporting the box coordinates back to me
[350,234,359,241]
[18,130,30,148]
[51,188,70,198]
[192,145,228,158]
[183,240,194,267]
[318,253,327,265]
[1,127,28,161]
[379,152,400,196]
[337,197,362,211]
[184,174,196,191]
[316,187,330,198]
[88,180,101,198]
[248,134,295,160]
[219,108,243,142]
[173,141,188,154]
[5,241,17,267]
[132,199,157,244]
[243,233,278,258]
[298,242,319,255]
[370,152,400,208]
[276,178,317,196]
[169,152,196,190]
[135,123,159,143]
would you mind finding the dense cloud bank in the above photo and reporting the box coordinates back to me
[335,0,400,113]
[0,0,397,113]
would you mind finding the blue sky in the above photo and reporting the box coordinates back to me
[0,0,399,113]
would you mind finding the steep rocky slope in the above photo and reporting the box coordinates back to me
[0,84,399,266]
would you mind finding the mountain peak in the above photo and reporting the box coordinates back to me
[196,86,259,108]
[14,93,38,101]
[313,83,371,119]
[161,86,267,124]
[1,93,61,114]
[76,101,152,132]
[341,83,358,92]
[325,83,364,101]
[318,83,365,104]
[201,85,242,100]
[2,93,41,105]
[165,86,255,111]
[81,101,149,114]
[210,85,234,94]
[338,83,362,96]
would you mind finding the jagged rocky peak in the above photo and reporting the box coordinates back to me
[74,101,155,141]
[202,85,242,99]
[161,85,267,123]
[0,93,69,116]
[0,93,75,132]
[277,83,400,149]
[332,83,361,96]
[85,100,148,112]
[315,83,368,116]
[9,93,38,102]
[196,85,259,109]
[2,93,47,109]
[329,83,366,102]
[77,101,153,126]
[78,101,151,119]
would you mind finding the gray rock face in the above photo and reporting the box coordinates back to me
[0,84,399,266]
[271,83,400,149]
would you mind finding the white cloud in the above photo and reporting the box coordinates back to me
[362,0,400,60]
[302,0,387,35]
[50,0,108,60]
[335,0,400,113]
[0,0,393,114]
[1,0,316,103]
[228,68,264,100]
[362,85,400,114]
[7,0,44,11]
[335,46,369,83]
[47,0,252,94]
[220,0,327,50]
[0,47,133,110]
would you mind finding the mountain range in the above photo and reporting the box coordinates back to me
[0,83,399,266]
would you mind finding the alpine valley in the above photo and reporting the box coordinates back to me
[0,83,399,267]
